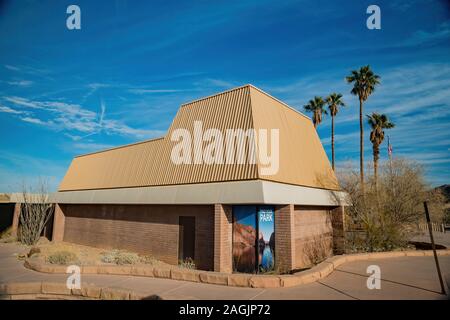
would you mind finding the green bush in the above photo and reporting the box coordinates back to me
[179,257,196,269]
[47,251,78,265]
[101,250,140,265]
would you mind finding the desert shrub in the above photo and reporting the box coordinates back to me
[340,158,446,253]
[179,257,196,269]
[0,227,12,239]
[0,227,16,243]
[140,255,157,265]
[47,251,78,265]
[303,235,333,266]
[101,250,140,265]
[18,182,54,246]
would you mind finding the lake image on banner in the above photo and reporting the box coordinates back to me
[258,207,275,272]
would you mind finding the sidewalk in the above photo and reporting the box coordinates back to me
[1,243,449,300]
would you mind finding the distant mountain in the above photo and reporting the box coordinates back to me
[435,185,450,203]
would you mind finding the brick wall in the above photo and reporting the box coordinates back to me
[293,206,333,269]
[213,204,232,273]
[52,204,65,242]
[11,203,21,236]
[275,204,295,273]
[60,204,214,270]
[331,206,345,255]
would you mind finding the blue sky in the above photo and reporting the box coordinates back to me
[0,0,449,191]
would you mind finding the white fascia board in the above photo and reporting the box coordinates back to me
[50,180,348,206]
[261,180,348,206]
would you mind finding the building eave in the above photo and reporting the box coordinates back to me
[51,180,349,207]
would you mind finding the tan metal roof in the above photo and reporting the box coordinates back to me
[0,193,11,203]
[59,85,339,192]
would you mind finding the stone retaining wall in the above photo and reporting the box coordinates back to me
[23,249,450,289]
[0,282,157,300]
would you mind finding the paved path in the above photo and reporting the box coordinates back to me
[0,243,449,300]
[411,231,450,248]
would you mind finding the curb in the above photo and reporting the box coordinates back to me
[0,282,160,300]
[24,249,450,289]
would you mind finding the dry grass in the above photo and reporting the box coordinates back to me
[31,241,169,267]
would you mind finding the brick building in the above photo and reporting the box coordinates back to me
[52,85,347,274]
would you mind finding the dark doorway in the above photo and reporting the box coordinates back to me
[0,203,15,233]
[179,216,195,262]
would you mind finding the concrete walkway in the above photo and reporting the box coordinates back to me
[0,243,449,300]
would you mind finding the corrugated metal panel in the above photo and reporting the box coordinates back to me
[249,86,339,190]
[59,86,258,191]
[59,85,338,192]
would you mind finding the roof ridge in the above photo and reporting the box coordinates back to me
[75,136,165,158]
[247,84,311,121]
[181,84,251,107]
[181,84,311,121]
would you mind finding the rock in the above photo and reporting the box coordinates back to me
[131,266,154,277]
[227,274,251,287]
[100,287,130,300]
[199,272,228,285]
[28,247,41,258]
[279,275,304,287]
[1,282,42,295]
[248,276,281,288]
[17,253,27,260]
[80,285,102,299]
[36,237,50,245]
[97,265,132,275]
[41,282,71,295]
[170,269,200,282]
[81,266,99,274]
[153,267,171,279]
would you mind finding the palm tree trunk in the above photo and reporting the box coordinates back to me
[359,98,364,193]
[373,143,379,190]
[331,115,335,171]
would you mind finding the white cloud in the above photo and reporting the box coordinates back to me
[7,80,33,87]
[0,105,24,114]
[265,62,450,186]
[198,78,235,88]
[0,151,67,192]
[72,142,115,152]
[20,117,53,126]
[129,88,188,94]
[3,95,161,139]
[4,64,20,71]
[401,21,450,47]
[4,96,42,108]
[87,83,110,90]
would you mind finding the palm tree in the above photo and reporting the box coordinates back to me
[346,65,380,191]
[326,93,345,171]
[367,112,395,189]
[303,96,327,129]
